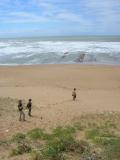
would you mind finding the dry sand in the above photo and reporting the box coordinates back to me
[0,64,120,138]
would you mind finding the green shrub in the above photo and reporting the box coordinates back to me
[41,135,75,159]
[10,143,32,156]
[42,137,90,159]
[12,133,26,143]
[0,139,9,146]
[52,126,76,139]
[76,140,91,154]
[31,150,44,160]
[27,128,53,141]
[103,138,120,160]
[94,136,120,146]
[85,128,115,141]
[42,133,54,141]
[42,145,65,160]
[27,128,45,140]
[47,137,75,152]
[42,145,59,159]
[85,128,100,140]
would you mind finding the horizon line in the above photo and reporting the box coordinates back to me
[0,35,120,39]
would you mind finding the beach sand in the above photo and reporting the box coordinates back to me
[0,64,120,138]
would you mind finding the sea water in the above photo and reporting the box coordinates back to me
[0,36,120,65]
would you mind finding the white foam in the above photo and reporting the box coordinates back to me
[0,40,120,65]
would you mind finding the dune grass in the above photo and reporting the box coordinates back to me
[1,111,120,160]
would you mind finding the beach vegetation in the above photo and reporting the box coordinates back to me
[12,133,26,143]
[10,143,32,156]
[1,112,120,160]
[0,139,9,146]
[27,128,46,140]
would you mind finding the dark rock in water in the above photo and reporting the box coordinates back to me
[75,53,86,62]
[61,52,69,59]
[64,52,69,55]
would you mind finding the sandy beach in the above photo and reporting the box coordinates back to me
[0,64,120,138]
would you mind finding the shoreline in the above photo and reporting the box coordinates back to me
[0,63,120,68]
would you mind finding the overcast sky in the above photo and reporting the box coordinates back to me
[0,0,120,37]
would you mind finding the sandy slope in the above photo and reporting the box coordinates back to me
[0,64,120,138]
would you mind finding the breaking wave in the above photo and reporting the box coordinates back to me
[0,38,120,65]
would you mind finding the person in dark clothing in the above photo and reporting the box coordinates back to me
[72,88,77,101]
[18,100,25,121]
[27,99,32,117]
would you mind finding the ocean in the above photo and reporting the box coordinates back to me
[0,36,120,65]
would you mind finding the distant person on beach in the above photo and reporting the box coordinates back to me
[18,100,25,121]
[27,99,32,117]
[72,88,77,101]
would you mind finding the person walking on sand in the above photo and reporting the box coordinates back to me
[18,100,25,121]
[72,88,77,101]
[27,99,32,117]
